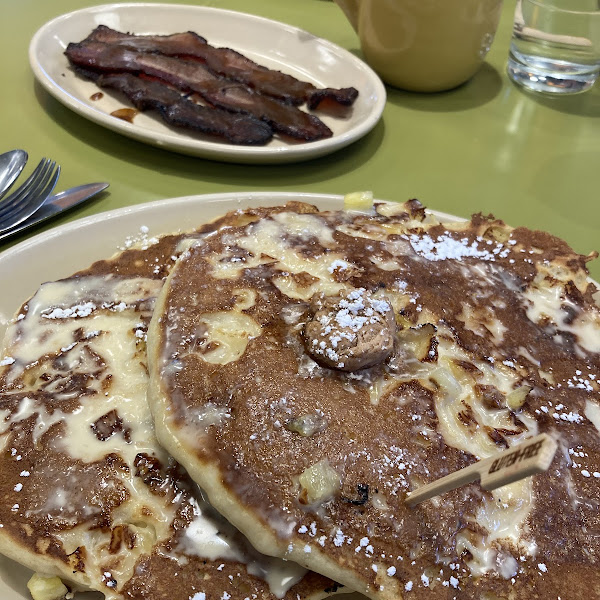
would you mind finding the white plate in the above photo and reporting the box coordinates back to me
[29,3,386,164]
[0,191,458,600]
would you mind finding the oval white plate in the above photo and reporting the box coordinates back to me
[29,3,386,164]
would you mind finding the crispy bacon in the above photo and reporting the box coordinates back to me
[85,25,358,109]
[79,69,273,145]
[65,42,333,141]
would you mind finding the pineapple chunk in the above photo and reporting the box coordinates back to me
[343,191,373,213]
[506,384,532,411]
[27,573,68,600]
[299,459,341,505]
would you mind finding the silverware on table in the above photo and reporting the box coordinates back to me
[0,159,60,233]
[0,149,28,200]
[0,182,109,243]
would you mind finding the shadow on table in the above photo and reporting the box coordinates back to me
[506,81,600,118]
[384,63,504,113]
[343,46,504,112]
[34,81,385,184]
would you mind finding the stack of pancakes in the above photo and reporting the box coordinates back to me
[1,199,599,600]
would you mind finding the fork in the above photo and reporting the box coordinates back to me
[0,159,61,233]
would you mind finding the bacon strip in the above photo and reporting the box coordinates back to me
[65,42,333,141]
[85,25,358,109]
[78,69,273,145]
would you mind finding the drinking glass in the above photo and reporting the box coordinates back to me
[507,0,600,94]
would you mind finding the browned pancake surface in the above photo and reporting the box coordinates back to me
[149,201,600,599]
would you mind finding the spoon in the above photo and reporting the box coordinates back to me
[0,149,28,201]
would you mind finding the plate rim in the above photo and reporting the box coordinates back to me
[28,2,387,164]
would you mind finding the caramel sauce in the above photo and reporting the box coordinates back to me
[110,108,139,123]
[90,92,104,101]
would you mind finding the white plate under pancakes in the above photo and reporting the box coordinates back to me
[29,3,386,164]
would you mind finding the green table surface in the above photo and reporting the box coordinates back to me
[1,0,599,282]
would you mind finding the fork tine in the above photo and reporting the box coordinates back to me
[37,164,61,204]
[0,159,50,217]
[0,162,61,233]
[20,161,57,209]
[0,159,53,219]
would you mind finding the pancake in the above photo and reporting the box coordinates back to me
[0,223,340,600]
[148,199,600,600]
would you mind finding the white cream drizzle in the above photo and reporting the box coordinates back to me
[585,399,600,437]
[524,280,600,353]
[426,331,539,574]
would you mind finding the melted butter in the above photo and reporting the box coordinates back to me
[2,277,177,589]
[465,262,496,287]
[369,376,399,406]
[337,215,423,243]
[238,219,345,279]
[207,213,338,281]
[476,479,536,548]
[178,499,241,562]
[271,212,336,246]
[524,280,600,353]
[585,399,600,437]
[248,557,306,599]
[0,396,71,447]
[193,311,262,365]
[432,339,538,460]
[359,316,539,575]
[456,532,518,579]
[484,317,507,344]
[232,288,257,311]
[457,303,507,346]
[206,251,276,280]
[370,255,401,271]
[181,497,306,599]
[272,275,345,301]
[420,331,538,574]
[206,213,353,300]
[5,277,159,376]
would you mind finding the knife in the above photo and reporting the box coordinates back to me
[0,182,109,242]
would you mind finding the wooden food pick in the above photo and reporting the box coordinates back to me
[405,433,558,508]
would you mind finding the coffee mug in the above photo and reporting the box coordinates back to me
[334,0,504,92]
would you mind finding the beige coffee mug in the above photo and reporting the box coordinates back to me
[334,0,504,92]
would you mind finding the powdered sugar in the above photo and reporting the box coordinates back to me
[407,233,511,262]
[42,302,96,319]
[119,225,159,251]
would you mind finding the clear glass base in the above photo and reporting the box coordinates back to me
[507,47,598,95]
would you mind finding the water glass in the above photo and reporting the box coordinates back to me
[507,0,600,94]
